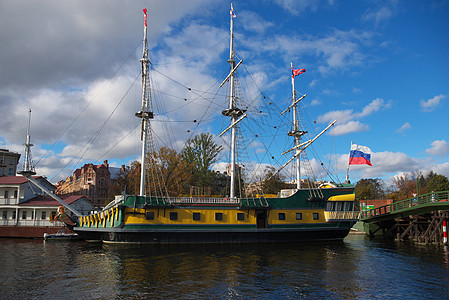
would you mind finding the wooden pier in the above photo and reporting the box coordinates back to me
[360,191,449,244]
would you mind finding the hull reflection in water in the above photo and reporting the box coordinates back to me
[1,236,449,298]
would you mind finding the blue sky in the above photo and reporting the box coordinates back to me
[0,0,448,186]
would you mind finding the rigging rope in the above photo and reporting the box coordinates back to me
[50,72,141,182]
[35,40,143,168]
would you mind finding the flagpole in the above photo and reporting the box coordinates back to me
[345,141,353,183]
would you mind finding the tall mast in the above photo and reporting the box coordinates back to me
[135,8,153,196]
[220,4,245,199]
[23,108,35,174]
[228,3,237,199]
[273,66,336,183]
[289,62,306,189]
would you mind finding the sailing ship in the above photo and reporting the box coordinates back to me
[21,6,360,243]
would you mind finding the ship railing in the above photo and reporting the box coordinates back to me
[167,197,240,204]
[324,211,360,221]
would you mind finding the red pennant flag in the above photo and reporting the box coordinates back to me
[143,9,147,27]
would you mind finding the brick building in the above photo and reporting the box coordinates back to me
[55,160,111,206]
[360,199,394,211]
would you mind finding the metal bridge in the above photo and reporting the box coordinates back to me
[360,190,449,244]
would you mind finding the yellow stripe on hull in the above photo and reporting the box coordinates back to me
[123,207,326,226]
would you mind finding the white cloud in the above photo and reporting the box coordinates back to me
[352,87,362,94]
[420,94,445,112]
[239,11,274,33]
[309,79,318,88]
[362,6,394,26]
[425,140,449,157]
[318,109,353,124]
[318,98,391,135]
[396,122,411,133]
[331,121,369,136]
[310,99,321,106]
[274,0,320,15]
[242,28,375,76]
[356,98,391,118]
[432,162,449,178]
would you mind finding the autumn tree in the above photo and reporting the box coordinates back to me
[385,170,449,201]
[390,173,417,201]
[146,147,192,196]
[108,166,129,199]
[107,161,141,199]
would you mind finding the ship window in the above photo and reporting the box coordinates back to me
[12,211,16,220]
[237,213,244,221]
[22,211,27,220]
[41,211,47,220]
[146,211,154,220]
[4,190,8,198]
[336,202,342,211]
[278,213,286,220]
[14,190,17,198]
[193,213,201,221]
[215,212,223,221]
[296,213,302,220]
[313,213,319,220]
[326,202,334,211]
[344,202,352,211]
[169,212,178,221]
[2,211,7,219]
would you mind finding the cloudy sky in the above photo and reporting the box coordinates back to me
[1,0,448,186]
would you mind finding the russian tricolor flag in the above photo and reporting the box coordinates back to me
[349,144,372,166]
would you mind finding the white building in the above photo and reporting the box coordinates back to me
[0,175,94,237]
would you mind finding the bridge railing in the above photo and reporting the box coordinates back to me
[361,190,449,219]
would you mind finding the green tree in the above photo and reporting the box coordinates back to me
[427,174,449,192]
[261,166,286,194]
[181,133,223,189]
[355,178,385,201]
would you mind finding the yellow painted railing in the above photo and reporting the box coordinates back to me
[324,211,360,221]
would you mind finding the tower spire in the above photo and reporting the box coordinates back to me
[19,108,36,176]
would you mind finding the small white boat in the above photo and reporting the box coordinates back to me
[44,229,79,240]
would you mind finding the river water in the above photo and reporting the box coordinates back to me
[1,234,448,299]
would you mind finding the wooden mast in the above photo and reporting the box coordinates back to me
[289,62,307,190]
[221,3,245,199]
[135,8,154,196]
